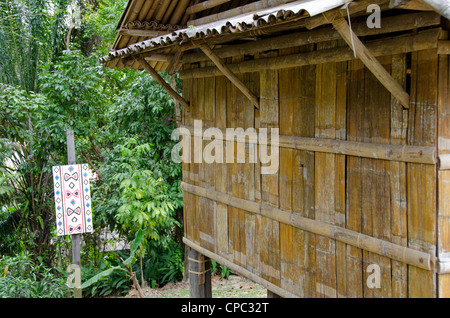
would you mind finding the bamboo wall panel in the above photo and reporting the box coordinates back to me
[181,38,442,297]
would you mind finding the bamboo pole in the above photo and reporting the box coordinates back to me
[134,56,189,109]
[326,15,410,108]
[196,42,260,109]
[186,0,232,15]
[179,124,437,164]
[180,181,434,271]
[179,29,441,79]
[439,154,450,170]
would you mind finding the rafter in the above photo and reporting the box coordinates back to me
[196,41,260,109]
[324,13,410,109]
[134,57,189,110]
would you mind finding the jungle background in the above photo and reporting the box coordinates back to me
[0,0,220,298]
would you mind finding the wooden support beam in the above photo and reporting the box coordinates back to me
[186,0,232,15]
[325,15,411,109]
[188,248,212,298]
[179,124,437,164]
[196,41,260,109]
[134,56,189,109]
[166,49,184,75]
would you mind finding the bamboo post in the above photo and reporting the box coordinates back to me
[325,15,410,109]
[67,130,82,299]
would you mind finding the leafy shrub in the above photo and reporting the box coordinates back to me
[81,252,130,298]
[0,253,66,298]
[211,260,233,279]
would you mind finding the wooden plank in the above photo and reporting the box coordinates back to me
[199,75,216,252]
[243,70,258,275]
[214,75,229,258]
[346,59,365,298]
[314,40,337,298]
[408,49,438,298]
[334,47,347,298]
[362,55,392,298]
[259,51,280,286]
[278,47,296,296]
[389,53,408,298]
[326,16,410,109]
[437,53,450,297]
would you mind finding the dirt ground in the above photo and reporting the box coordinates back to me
[126,274,267,298]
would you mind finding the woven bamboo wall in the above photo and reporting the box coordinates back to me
[180,27,449,297]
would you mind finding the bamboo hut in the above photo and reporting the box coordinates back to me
[103,0,450,298]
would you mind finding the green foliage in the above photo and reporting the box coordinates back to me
[0,0,186,297]
[211,260,234,279]
[0,253,66,298]
[0,84,62,259]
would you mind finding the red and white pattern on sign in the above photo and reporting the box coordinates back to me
[52,164,94,236]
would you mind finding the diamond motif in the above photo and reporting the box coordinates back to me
[69,182,75,189]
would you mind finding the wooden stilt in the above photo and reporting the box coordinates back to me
[189,247,212,298]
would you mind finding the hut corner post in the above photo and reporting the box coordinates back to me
[188,248,212,298]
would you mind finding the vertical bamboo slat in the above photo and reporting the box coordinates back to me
[314,40,338,298]
[259,51,281,286]
[335,48,347,298]
[279,47,297,296]
[345,58,364,298]
[215,75,229,258]
[437,53,450,297]
[390,53,408,298]
[408,49,438,298]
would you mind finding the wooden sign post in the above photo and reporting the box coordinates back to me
[66,130,82,298]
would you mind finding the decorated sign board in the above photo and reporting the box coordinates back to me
[52,164,94,236]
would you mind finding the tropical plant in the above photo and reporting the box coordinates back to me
[0,253,66,298]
